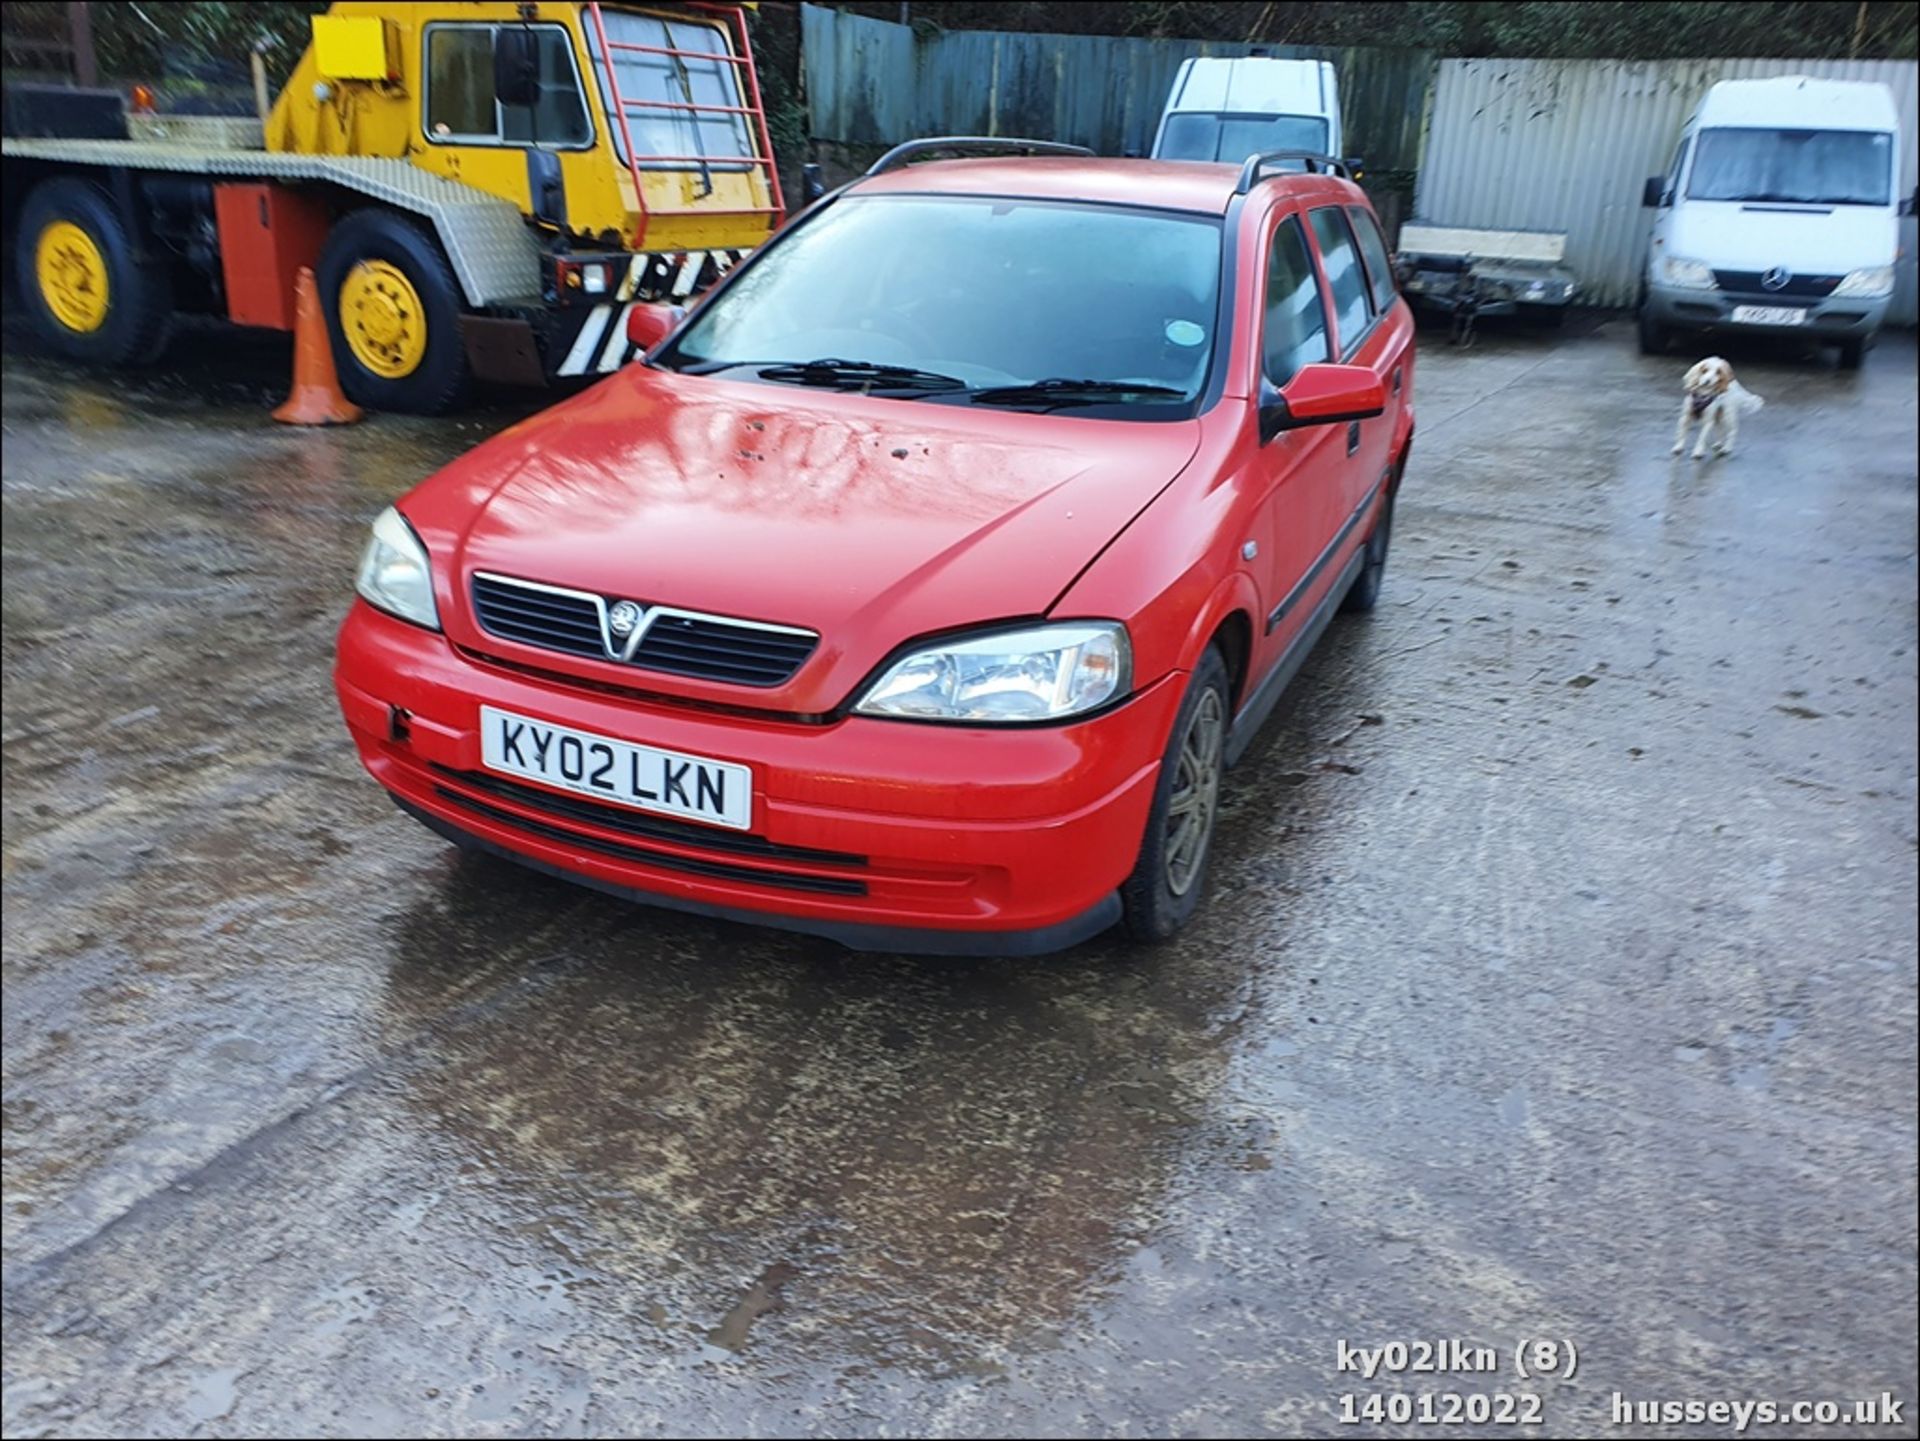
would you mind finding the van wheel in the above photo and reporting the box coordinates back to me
[316,208,471,414]
[1836,338,1865,371]
[15,177,172,366]
[1637,306,1669,356]
[1121,647,1231,943]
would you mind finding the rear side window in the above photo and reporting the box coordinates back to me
[1307,206,1372,354]
[1263,216,1330,386]
[1347,206,1398,315]
[1663,137,1690,203]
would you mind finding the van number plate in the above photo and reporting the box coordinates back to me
[1731,305,1805,326]
[479,705,752,830]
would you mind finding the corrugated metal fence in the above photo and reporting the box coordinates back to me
[1417,57,1920,322]
[799,9,1918,325]
[799,3,1433,172]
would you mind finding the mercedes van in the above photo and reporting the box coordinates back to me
[1638,76,1909,369]
[1151,56,1345,167]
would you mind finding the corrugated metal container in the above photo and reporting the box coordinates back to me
[1417,57,1920,323]
[799,3,1433,172]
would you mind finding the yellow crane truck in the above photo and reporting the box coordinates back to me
[1,2,784,412]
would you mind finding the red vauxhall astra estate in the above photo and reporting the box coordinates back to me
[335,144,1415,955]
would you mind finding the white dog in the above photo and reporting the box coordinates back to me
[1673,356,1764,460]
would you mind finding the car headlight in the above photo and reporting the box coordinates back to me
[855,622,1130,723]
[355,505,440,629]
[1834,265,1894,298]
[1660,255,1716,289]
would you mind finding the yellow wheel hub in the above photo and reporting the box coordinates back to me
[339,259,427,379]
[36,220,110,334]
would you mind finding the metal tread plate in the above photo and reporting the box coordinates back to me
[2,138,539,306]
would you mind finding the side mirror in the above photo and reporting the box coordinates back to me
[626,302,684,353]
[801,162,826,204]
[493,28,539,108]
[1345,155,1365,175]
[1259,363,1386,443]
[1642,175,1666,208]
[1900,189,1916,218]
[527,149,566,229]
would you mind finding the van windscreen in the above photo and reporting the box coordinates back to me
[1158,112,1329,163]
[1688,128,1893,206]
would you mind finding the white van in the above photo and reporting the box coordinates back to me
[1639,76,1909,369]
[1151,56,1344,166]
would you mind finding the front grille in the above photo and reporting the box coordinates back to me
[471,574,604,660]
[629,613,816,687]
[1712,270,1841,298]
[469,573,817,687]
[431,764,866,869]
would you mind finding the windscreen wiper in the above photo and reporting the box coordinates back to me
[967,378,1189,409]
[754,358,969,392]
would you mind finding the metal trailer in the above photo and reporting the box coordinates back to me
[1393,223,1579,346]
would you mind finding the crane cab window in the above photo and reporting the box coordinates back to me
[424,23,591,149]
[583,13,754,170]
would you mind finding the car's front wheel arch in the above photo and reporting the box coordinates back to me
[1120,644,1233,943]
[1206,608,1254,714]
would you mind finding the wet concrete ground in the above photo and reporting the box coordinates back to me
[2,316,1916,1438]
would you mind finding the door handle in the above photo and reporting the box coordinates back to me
[1391,366,1403,395]
[1346,420,1362,456]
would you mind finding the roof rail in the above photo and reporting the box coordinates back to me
[865,136,1096,177]
[1234,150,1352,192]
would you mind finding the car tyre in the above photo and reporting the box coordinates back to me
[1341,488,1395,615]
[15,177,173,366]
[1121,646,1232,943]
[1836,337,1865,371]
[316,207,471,414]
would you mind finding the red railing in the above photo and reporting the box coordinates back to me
[584,2,786,251]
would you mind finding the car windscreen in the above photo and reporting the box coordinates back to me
[1687,127,1893,206]
[1157,112,1328,163]
[659,195,1223,417]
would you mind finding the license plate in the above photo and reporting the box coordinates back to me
[1731,305,1806,326]
[479,705,751,830]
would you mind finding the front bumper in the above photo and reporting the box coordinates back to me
[1645,279,1889,339]
[335,601,1180,955]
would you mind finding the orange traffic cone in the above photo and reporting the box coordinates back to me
[273,266,363,426]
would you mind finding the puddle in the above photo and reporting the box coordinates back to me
[706,1261,800,1352]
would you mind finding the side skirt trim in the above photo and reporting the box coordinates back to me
[1266,479,1383,634]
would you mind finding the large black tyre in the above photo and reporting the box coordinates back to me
[1637,305,1670,356]
[1836,337,1866,371]
[315,208,471,414]
[14,177,172,366]
[1341,486,1396,614]
[1121,646,1232,944]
